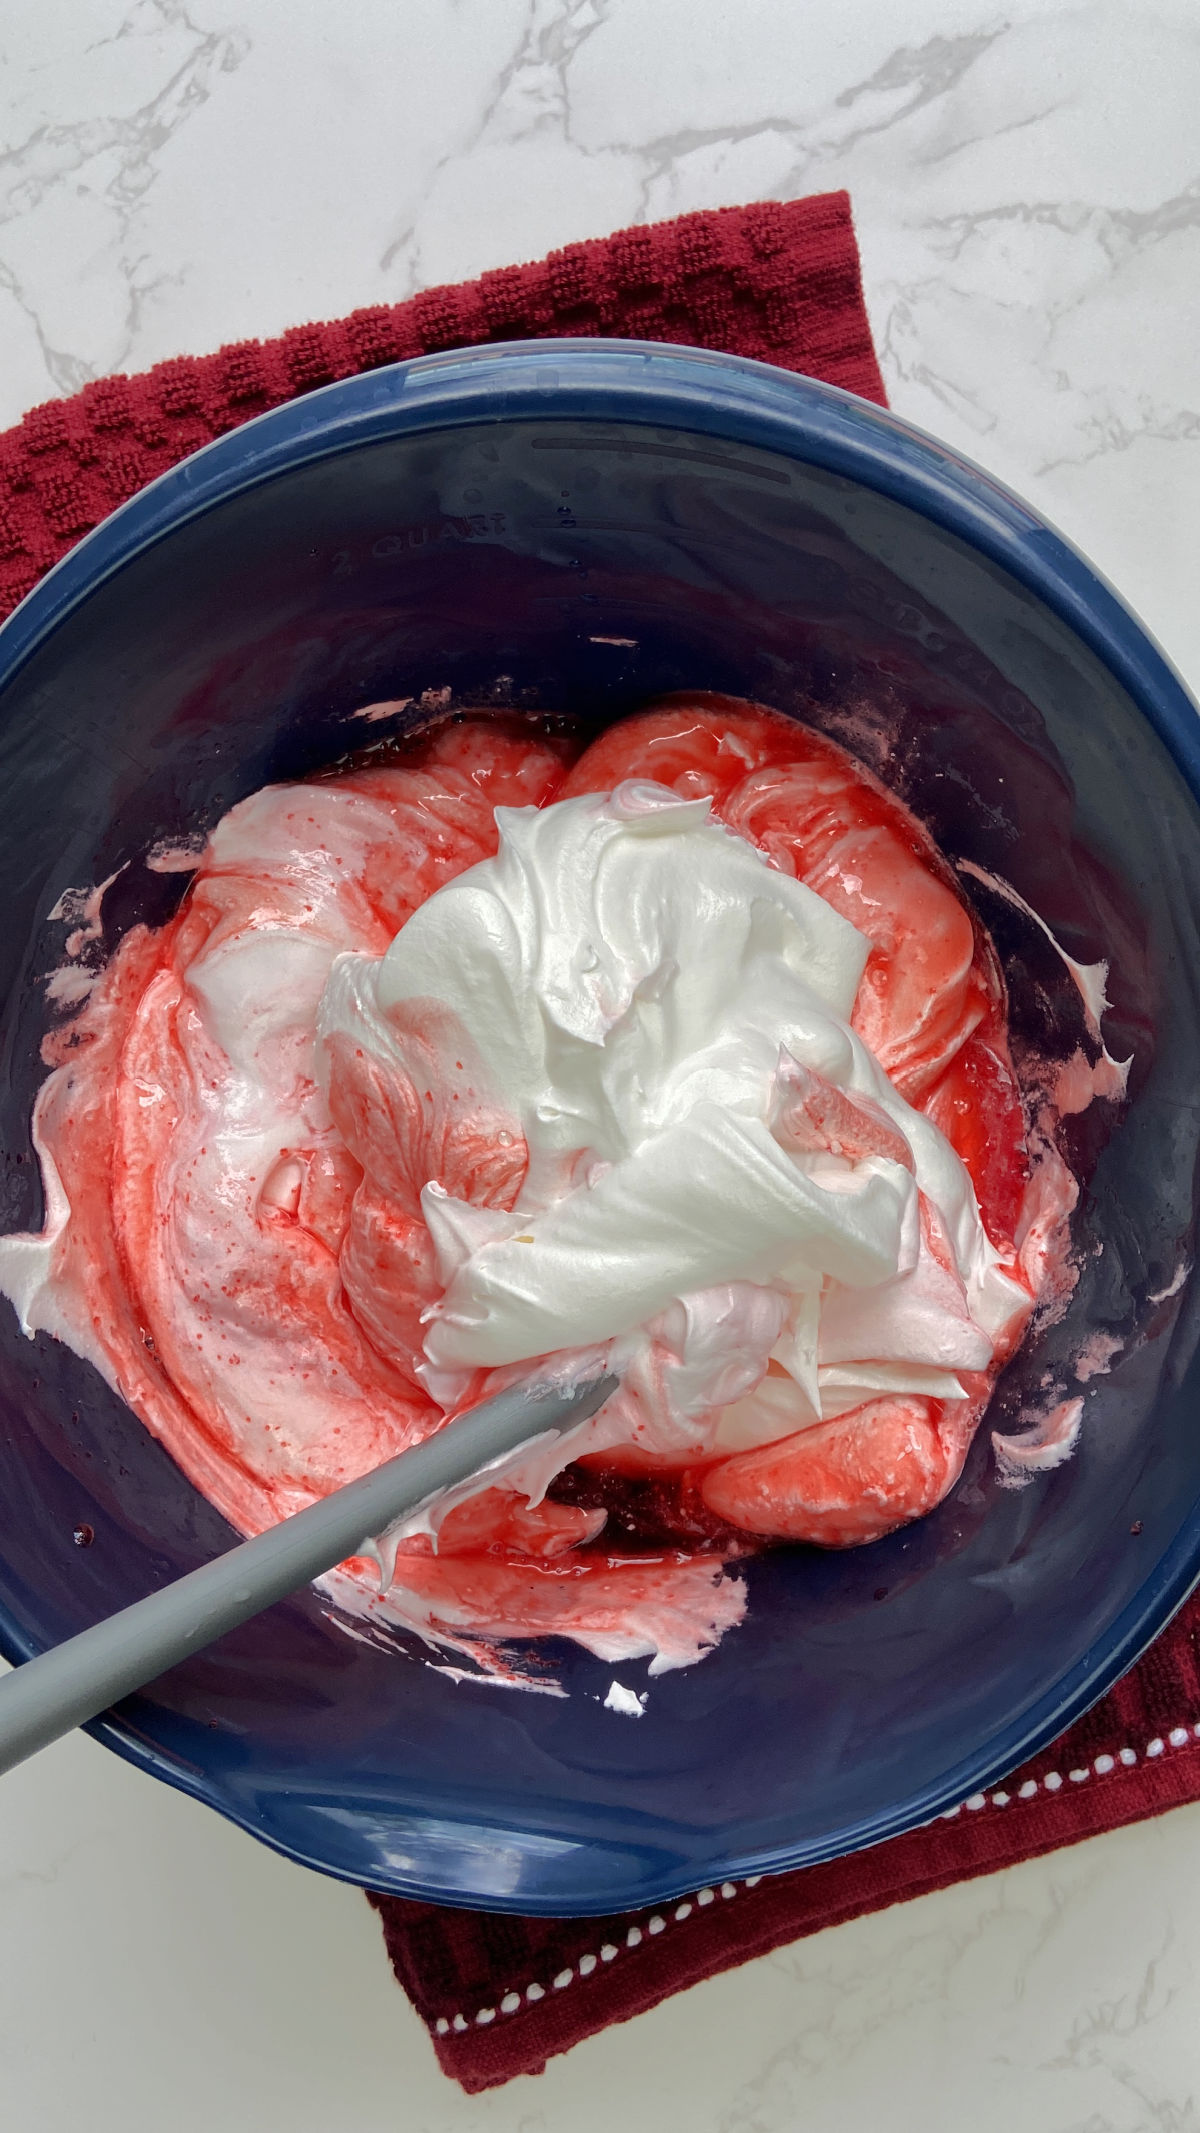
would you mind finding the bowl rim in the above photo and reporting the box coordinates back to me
[2,335,1199,1915]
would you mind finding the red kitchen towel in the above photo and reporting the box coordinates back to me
[375,1592,1200,2092]
[0,190,883,620]
[2,189,1195,2096]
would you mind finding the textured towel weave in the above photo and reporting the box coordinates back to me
[3,188,1194,2101]
[0,191,883,624]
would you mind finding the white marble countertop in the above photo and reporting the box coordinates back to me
[2,3,1199,2126]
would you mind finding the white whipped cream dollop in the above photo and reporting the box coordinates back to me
[317,781,1026,1459]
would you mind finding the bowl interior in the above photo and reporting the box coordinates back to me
[1,362,1199,1912]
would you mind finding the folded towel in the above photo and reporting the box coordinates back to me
[374,1593,1199,2090]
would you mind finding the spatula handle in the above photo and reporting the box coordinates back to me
[0,1370,617,1778]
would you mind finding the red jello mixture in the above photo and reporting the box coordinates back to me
[10,697,1075,1675]
[554,698,1046,1554]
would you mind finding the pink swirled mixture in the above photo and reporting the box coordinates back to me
[0,699,1088,1679]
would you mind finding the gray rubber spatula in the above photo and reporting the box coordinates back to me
[0,1368,617,1779]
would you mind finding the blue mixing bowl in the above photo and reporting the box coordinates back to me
[0,341,1198,1915]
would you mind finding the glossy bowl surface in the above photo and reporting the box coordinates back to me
[1,340,1198,1914]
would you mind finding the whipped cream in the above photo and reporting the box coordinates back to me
[318,780,1027,1462]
